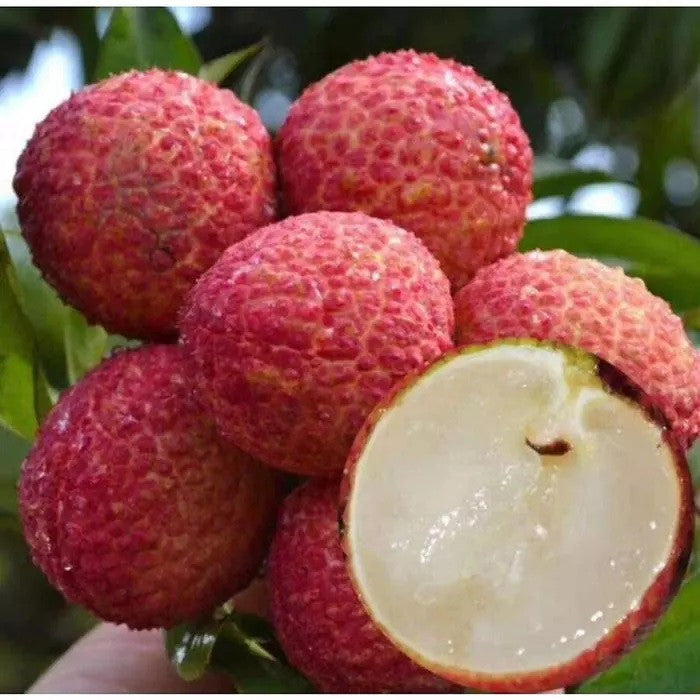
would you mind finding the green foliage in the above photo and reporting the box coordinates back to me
[575,578,700,692]
[532,170,614,200]
[3,230,109,389]
[0,233,53,440]
[199,40,266,85]
[94,7,202,80]
[0,426,28,516]
[166,608,315,693]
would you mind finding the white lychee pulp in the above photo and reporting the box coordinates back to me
[346,343,682,678]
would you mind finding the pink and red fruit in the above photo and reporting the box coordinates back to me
[268,480,459,693]
[179,211,454,476]
[454,250,700,448]
[277,50,533,289]
[13,69,277,341]
[19,345,281,630]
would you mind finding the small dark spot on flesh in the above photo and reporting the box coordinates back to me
[526,438,571,456]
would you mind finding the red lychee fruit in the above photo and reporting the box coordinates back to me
[268,480,459,693]
[277,50,533,289]
[13,69,277,341]
[179,210,454,476]
[19,345,281,630]
[454,250,700,449]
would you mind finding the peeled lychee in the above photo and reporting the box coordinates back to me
[342,340,693,692]
[277,50,533,289]
[179,210,454,476]
[454,250,700,449]
[19,345,281,630]
[13,69,277,341]
[268,480,459,693]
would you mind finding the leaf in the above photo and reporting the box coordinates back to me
[683,308,700,332]
[3,230,109,389]
[63,310,109,386]
[691,443,700,486]
[236,44,271,104]
[199,41,265,84]
[0,236,52,440]
[580,8,700,124]
[3,231,71,388]
[0,426,26,517]
[166,617,224,682]
[575,577,700,692]
[521,216,700,313]
[533,170,614,200]
[166,609,315,692]
[94,7,201,81]
[212,626,316,693]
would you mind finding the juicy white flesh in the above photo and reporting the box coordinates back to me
[348,345,681,676]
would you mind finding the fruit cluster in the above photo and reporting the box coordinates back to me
[13,51,698,693]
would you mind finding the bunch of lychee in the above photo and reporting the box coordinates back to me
[14,51,698,693]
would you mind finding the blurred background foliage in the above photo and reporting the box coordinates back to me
[0,6,699,692]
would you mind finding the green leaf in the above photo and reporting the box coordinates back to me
[3,231,70,388]
[3,230,109,389]
[575,577,700,692]
[0,236,52,440]
[521,216,700,313]
[166,609,315,692]
[212,625,316,693]
[199,41,265,84]
[236,44,271,104]
[690,443,700,486]
[683,308,700,332]
[580,9,700,124]
[94,7,201,81]
[63,310,109,386]
[0,426,26,517]
[166,617,225,682]
[533,170,614,200]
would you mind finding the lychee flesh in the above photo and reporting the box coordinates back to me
[179,210,454,476]
[277,50,533,289]
[19,345,281,630]
[268,480,459,693]
[13,69,277,341]
[342,341,693,692]
[454,250,700,449]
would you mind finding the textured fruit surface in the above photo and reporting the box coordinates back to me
[454,250,700,449]
[277,50,532,289]
[342,341,693,692]
[268,480,459,693]
[14,69,277,340]
[19,345,281,630]
[179,210,454,476]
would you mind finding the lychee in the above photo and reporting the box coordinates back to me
[342,340,693,692]
[454,250,700,449]
[268,480,459,693]
[277,50,533,289]
[19,345,281,630]
[179,210,454,476]
[13,69,277,341]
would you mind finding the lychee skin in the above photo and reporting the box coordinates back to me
[13,69,277,341]
[277,50,533,289]
[19,345,281,630]
[453,250,700,449]
[179,211,454,476]
[268,480,459,693]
